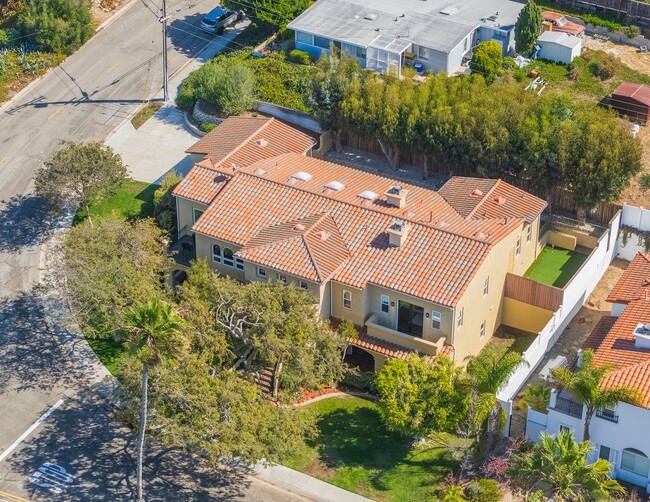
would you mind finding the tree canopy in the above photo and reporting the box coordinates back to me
[515,0,543,56]
[35,141,127,224]
[192,58,256,116]
[469,41,503,83]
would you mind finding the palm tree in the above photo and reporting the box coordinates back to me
[509,430,625,501]
[466,346,524,451]
[517,383,551,413]
[551,349,642,441]
[123,299,186,502]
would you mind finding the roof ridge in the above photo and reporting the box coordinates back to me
[301,234,324,282]
[466,180,500,220]
[212,117,273,169]
[234,170,496,247]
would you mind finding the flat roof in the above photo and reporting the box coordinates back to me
[537,30,582,48]
[288,0,524,54]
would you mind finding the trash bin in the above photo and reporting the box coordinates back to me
[414,63,423,73]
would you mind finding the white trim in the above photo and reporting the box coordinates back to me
[342,290,352,309]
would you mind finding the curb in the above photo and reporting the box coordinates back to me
[94,0,139,34]
[183,110,205,137]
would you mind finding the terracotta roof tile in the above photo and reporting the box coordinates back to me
[607,253,650,304]
[171,166,231,204]
[352,332,415,360]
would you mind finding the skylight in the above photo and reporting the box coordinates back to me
[324,181,345,191]
[358,190,378,200]
[291,171,313,182]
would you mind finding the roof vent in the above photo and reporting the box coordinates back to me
[440,6,459,15]
[253,168,267,176]
[291,171,313,182]
[257,138,269,147]
[364,12,377,20]
[474,231,487,239]
[634,323,650,349]
[358,190,378,200]
[384,185,408,208]
[494,195,507,206]
[471,189,484,197]
[315,230,330,242]
[387,218,411,247]
[436,219,449,228]
[324,180,345,191]
[293,223,306,231]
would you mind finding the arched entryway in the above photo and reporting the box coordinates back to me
[344,346,375,373]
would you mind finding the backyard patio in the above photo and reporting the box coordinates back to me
[524,246,588,288]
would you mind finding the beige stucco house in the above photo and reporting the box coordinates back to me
[171,115,547,369]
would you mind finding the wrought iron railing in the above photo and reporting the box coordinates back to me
[596,410,619,423]
[553,396,583,418]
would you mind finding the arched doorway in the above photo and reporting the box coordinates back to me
[344,346,375,373]
[619,448,650,487]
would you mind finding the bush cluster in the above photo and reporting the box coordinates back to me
[288,49,311,65]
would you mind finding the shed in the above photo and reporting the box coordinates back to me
[537,31,582,64]
[610,82,650,124]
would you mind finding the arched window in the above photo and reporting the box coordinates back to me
[621,448,650,477]
[223,248,234,267]
[212,244,221,263]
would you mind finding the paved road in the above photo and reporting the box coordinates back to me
[0,2,310,500]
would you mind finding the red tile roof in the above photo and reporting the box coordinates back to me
[581,300,650,407]
[542,11,585,36]
[172,166,231,204]
[607,253,650,304]
[352,332,415,360]
[612,83,650,107]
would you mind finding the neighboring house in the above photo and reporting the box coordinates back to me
[536,31,582,64]
[542,11,585,36]
[608,82,650,124]
[287,0,525,76]
[542,253,650,491]
[171,116,547,370]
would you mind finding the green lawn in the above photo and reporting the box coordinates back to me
[286,396,461,501]
[73,179,157,225]
[524,246,587,288]
[86,337,126,376]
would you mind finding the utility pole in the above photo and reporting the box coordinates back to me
[160,0,169,102]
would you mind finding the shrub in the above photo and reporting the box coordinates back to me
[467,479,502,502]
[193,58,255,116]
[0,29,10,49]
[199,122,218,133]
[288,49,310,65]
[15,0,94,55]
[470,41,503,83]
[337,319,358,339]
[622,25,641,39]
[640,173,650,191]
[589,52,621,80]
[342,371,376,392]
[175,82,196,109]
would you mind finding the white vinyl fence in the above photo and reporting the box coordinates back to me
[616,204,650,261]
[497,211,621,434]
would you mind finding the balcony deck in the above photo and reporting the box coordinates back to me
[364,313,446,357]
[168,235,196,267]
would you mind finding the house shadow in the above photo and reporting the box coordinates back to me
[0,195,54,252]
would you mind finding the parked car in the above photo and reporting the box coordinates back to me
[200,6,242,35]
[542,11,585,37]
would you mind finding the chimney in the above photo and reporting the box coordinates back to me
[634,323,650,349]
[385,185,408,208]
[387,218,410,247]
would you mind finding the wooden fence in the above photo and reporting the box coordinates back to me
[340,132,622,224]
[504,273,565,311]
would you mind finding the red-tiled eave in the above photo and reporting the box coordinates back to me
[352,332,415,360]
[172,165,231,204]
[607,253,650,304]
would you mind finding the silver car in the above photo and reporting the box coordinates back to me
[200,6,241,35]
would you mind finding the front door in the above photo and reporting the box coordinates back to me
[397,301,424,337]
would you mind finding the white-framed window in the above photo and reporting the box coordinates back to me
[235,257,244,270]
[526,224,532,242]
[483,277,490,296]
[212,244,221,263]
[296,31,313,45]
[480,321,485,338]
[621,449,650,477]
[193,208,204,223]
[559,425,571,433]
[277,274,287,284]
[599,445,611,461]
[431,310,441,330]
[343,290,352,309]
[256,267,266,279]
[380,294,390,314]
[418,45,429,60]
[457,307,464,328]
[313,36,330,49]
[515,235,521,256]
[223,247,234,267]
[299,280,309,290]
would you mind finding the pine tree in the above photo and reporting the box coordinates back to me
[515,0,543,56]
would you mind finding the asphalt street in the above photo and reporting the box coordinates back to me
[0,2,310,500]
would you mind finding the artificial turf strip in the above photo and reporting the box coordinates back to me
[73,179,158,225]
[286,396,462,502]
[524,246,588,288]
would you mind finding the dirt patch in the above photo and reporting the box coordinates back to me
[91,0,127,27]
[583,36,650,206]
[301,460,336,480]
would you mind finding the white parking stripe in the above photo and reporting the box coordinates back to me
[0,399,65,462]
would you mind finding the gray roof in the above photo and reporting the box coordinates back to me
[537,30,582,48]
[288,0,524,53]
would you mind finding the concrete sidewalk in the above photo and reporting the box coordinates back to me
[106,20,250,184]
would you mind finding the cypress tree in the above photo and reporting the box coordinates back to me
[515,0,543,56]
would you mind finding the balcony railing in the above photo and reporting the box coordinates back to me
[553,396,583,418]
[596,410,619,423]
[364,313,445,356]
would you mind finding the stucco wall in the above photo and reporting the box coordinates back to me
[176,197,207,235]
[194,233,245,281]
[547,230,577,251]
[502,297,554,333]
[330,281,366,325]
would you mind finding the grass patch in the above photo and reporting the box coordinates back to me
[286,396,460,501]
[73,179,157,225]
[488,326,538,356]
[524,245,587,288]
[131,100,163,129]
[86,336,126,376]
